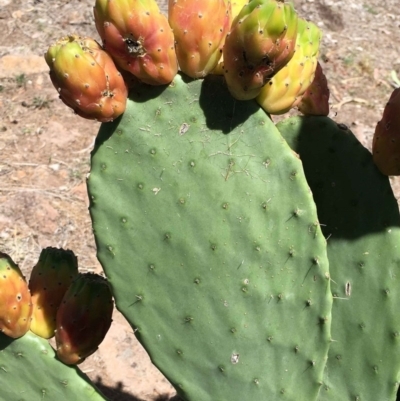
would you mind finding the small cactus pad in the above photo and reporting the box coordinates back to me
[0,331,108,400]
[88,74,332,401]
[277,116,400,401]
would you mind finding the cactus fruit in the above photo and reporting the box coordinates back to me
[222,0,298,100]
[212,0,249,76]
[168,0,231,78]
[297,62,330,116]
[45,35,128,122]
[0,252,32,339]
[372,88,400,175]
[88,73,332,401]
[94,0,178,85]
[29,247,79,339]
[256,18,321,115]
[55,273,113,365]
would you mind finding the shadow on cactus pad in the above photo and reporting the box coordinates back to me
[278,116,400,401]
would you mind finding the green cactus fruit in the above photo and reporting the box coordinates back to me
[28,248,79,339]
[94,0,178,85]
[372,88,400,175]
[168,0,231,78]
[222,0,298,100]
[87,73,332,401]
[0,252,32,339]
[0,331,108,400]
[297,62,330,116]
[256,18,321,115]
[278,116,400,401]
[55,273,113,365]
[45,35,128,122]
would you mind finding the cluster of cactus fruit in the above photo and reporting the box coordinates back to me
[2,0,400,400]
[0,248,113,365]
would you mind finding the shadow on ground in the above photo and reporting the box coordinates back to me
[94,377,181,401]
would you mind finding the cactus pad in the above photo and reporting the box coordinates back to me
[278,116,400,401]
[88,74,332,401]
[0,331,108,401]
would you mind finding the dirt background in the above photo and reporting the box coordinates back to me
[0,0,399,400]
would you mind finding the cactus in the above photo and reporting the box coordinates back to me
[168,0,231,78]
[29,247,79,339]
[55,273,114,365]
[297,62,330,116]
[0,252,32,339]
[94,0,178,85]
[0,331,108,400]
[87,73,332,401]
[45,35,128,122]
[4,1,400,400]
[222,0,298,100]
[277,116,400,401]
[256,18,321,115]
[372,87,400,175]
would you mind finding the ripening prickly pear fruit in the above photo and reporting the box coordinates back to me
[297,62,330,116]
[372,88,400,175]
[45,35,128,122]
[94,0,178,85]
[223,0,298,100]
[0,252,32,338]
[212,0,248,75]
[55,273,114,365]
[257,18,321,115]
[28,248,79,339]
[168,0,231,78]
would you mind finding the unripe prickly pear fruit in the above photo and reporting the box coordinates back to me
[55,273,114,365]
[372,88,400,175]
[94,0,178,85]
[256,18,321,115]
[28,248,79,339]
[297,61,330,116]
[45,35,128,122]
[0,252,32,338]
[223,0,298,100]
[168,0,231,78]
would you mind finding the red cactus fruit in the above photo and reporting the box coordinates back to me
[168,0,231,78]
[28,248,79,339]
[45,35,128,122]
[55,273,114,365]
[0,252,32,338]
[297,62,330,116]
[94,0,178,85]
[372,88,400,176]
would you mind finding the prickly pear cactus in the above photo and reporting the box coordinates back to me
[0,332,108,401]
[88,74,332,401]
[277,116,400,401]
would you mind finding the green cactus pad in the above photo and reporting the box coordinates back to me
[277,116,400,401]
[0,331,108,401]
[88,74,332,401]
